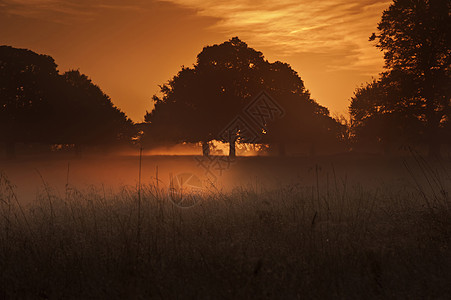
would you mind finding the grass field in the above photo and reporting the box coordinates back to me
[0,154,450,299]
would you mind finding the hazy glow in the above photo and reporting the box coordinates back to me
[162,0,391,72]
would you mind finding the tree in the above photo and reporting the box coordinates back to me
[0,46,58,157]
[349,72,424,153]
[145,38,267,156]
[53,70,135,149]
[145,37,342,157]
[369,0,451,156]
[0,46,135,156]
[257,61,345,155]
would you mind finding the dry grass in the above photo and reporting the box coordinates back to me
[0,157,450,299]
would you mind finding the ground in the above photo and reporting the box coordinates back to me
[0,153,450,298]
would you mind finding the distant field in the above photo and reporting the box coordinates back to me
[0,153,435,201]
[0,153,450,298]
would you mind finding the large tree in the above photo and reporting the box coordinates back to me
[0,46,134,156]
[367,0,451,156]
[145,37,342,156]
[52,70,135,148]
[145,38,266,156]
[257,61,345,155]
[0,46,58,156]
[350,71,424,153]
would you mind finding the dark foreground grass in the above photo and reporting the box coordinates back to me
[0,162,450,299]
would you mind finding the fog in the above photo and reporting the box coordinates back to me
[0,152,423,205]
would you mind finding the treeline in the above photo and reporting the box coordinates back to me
[0,46,135,157]
[350,0,450,157]
[1,0,449,158]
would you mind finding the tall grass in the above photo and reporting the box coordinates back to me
[0,159,450,299]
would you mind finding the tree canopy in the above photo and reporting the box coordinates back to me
[0,45,135,156]
[51,70,135,146]
[257,61,344,152]
[145,38,267,150]
[352,0,450,156]
[144,37,343,156]
[350,72,424,152]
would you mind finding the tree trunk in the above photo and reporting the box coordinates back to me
[202,141,210,157]
[229,139,236,158]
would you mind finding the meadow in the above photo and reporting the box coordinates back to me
[0,153,450,299]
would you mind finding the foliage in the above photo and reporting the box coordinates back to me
[52,70,135,146]
[0,46,135,153]
[145,38,343,154]
[350,72,424,149]
[354,0,451,155]
[0,46,58,146]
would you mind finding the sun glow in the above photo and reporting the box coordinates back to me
[161,0,391,71]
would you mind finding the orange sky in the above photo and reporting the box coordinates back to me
[0,0,392,122]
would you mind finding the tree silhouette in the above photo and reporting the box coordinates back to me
[0,46,135,157]
[145,37,342,156]
[350,72,424,153]
[368,0,451,156]
[257,61,345,155]
[145,38,267,156]
[53,70,135,149]
[0,46,58,157]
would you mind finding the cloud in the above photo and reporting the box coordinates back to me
[0,0,391,72]
[159,0,391,72]
[0,0,150,23]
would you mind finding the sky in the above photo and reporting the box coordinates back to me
[0,0,392,122]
